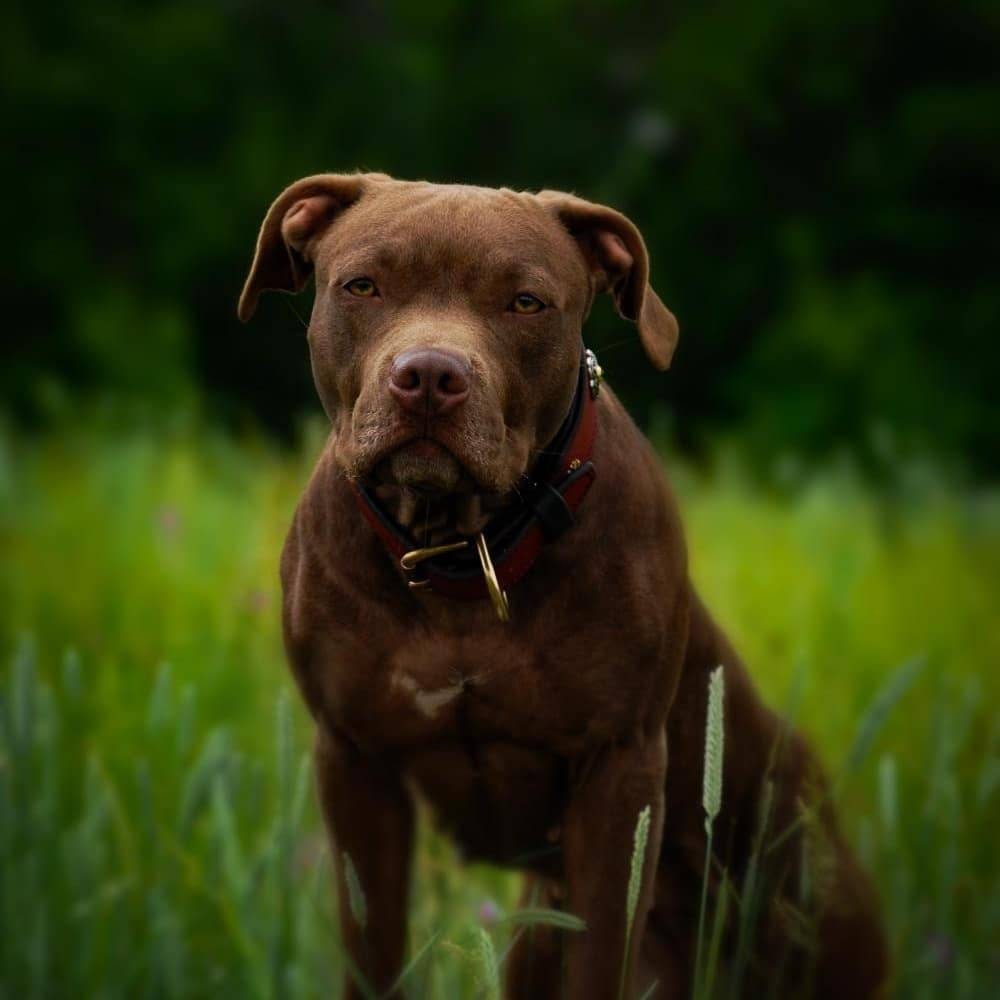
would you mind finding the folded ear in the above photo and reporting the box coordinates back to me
[537,191,679,370]
[237,173,371,323]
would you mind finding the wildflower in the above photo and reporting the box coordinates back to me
[478,898,501,927]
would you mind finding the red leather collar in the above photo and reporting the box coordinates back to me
[351,349,599,602]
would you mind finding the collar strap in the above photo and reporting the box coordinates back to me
[351,348,600,608]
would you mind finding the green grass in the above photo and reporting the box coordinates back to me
[1,422,997,998]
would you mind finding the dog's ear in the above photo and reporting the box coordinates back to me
[537,191,679,370]
[237,173,373,323]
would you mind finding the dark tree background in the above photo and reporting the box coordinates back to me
[4,0,997,476]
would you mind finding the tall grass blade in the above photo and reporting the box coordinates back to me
[636,981,660,1000]
[211,773,247,899]
[176,683,196,757]
[11,638,37,753]
[695,665,726,999]
[618,803,652,1000]
[475,927,500,999]
[147,662,172,730]
[844,655,925,777]
[178,728,230,834]
[769,654,928,861]
[290,752,311,831]
[703,666,726,831]
[878,754,898,843]
[499,907,586,932]
[274,689,294,819]
[729,778,774,999]
[61,648,83,703]
[342,851,367,931]
[389,930,441,994]
[975,720,1000,810]
[627,805,652,931]
[703,871,732,1000]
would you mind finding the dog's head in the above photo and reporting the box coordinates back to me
[239,174,677,496]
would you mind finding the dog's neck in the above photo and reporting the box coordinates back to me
[348,349,599,616]
[369,484,514,547]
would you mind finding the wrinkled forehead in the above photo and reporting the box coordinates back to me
[317,182,587,295]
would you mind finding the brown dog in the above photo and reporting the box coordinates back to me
[238,174,888,999]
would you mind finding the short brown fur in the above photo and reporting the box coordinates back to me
[239,173,888,999]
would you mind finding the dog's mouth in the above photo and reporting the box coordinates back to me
[377,438,472,495]
[361,412,510,493]
[367,436,515,543]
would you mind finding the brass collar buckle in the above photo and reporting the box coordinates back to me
[400,533,511,623]
[399,540,468,577]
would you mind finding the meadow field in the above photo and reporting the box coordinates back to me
[1,421,997,999]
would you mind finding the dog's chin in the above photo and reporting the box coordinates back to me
[379,440,468,495]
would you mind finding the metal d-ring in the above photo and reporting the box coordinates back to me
[475,532,510,623]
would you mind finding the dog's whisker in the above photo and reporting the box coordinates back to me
[282,298,309,331]
[592,335,638,355]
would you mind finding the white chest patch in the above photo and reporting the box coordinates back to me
[393,671,465,718]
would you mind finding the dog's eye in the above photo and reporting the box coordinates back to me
[344,277,379,298]
[510,293,545,315]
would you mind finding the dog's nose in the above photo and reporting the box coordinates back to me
[389,349,471,415]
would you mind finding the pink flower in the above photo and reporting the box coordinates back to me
[156,506,181,541]
[478,899,501,927]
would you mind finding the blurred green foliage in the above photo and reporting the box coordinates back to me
[1,424,997,996]
[3,1,998,475]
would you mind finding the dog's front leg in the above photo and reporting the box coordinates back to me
[315,726,414,1000]
[562,728,666,1000]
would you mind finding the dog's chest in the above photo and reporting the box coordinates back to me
[342,625,634,755]
[382,637,538,738]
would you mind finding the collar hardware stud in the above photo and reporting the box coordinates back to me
[585,348,603,398]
